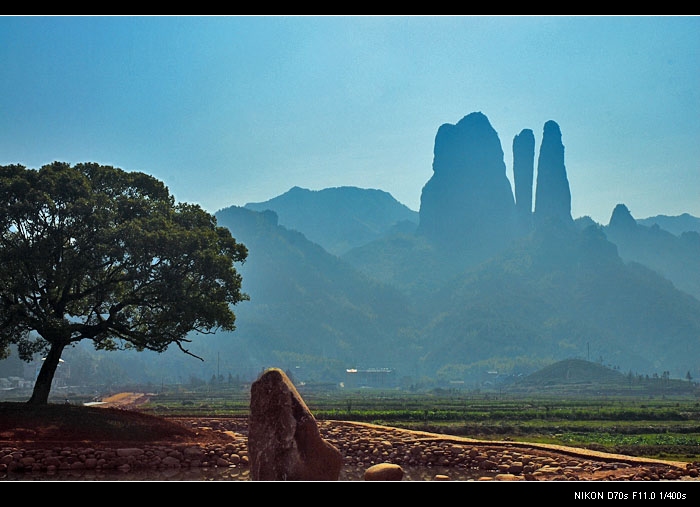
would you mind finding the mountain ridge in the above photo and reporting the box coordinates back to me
[210,111,699,385]
[4,111,697,390]
[244,185,418,256]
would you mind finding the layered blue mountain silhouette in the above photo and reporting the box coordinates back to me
[210,111,699,385]
[27,111,698,387]
[245,186,417,256]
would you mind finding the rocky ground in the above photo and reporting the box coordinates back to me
[1,396,699,482]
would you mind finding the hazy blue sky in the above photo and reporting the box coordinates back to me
[1,15,698,225]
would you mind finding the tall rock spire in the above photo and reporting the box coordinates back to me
[417,111,516,265]
[513,128,535,232]
[534,120,572,224]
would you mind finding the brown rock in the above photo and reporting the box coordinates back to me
[494,473,524,481]
[364,463,404,481]
[248,367,343,481]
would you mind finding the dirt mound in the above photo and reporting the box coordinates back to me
[0,401,199,443]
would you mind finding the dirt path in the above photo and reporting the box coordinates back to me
[92,392,151,409]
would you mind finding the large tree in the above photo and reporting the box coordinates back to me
[0,162,248,404]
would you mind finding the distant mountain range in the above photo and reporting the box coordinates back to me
[205,112,699,386]
[191,186,700,387]
[6,111,697,390]
[244,186,418,256]
[637,213,700,236]
[604,204,700,302]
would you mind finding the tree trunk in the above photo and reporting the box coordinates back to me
[27,342,66,405]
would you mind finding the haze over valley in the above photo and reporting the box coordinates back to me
[3,110,697,392]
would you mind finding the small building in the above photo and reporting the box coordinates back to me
[344,368,396,388]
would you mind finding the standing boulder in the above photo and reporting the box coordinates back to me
[248,367,343,481]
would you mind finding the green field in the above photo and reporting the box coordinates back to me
[129,382,700,463]
[5,356,699,465]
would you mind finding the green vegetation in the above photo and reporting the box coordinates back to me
[130,382,700,463]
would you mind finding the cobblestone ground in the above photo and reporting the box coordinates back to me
[1,417,699,482]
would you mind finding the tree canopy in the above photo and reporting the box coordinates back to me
[0,162,248,404]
